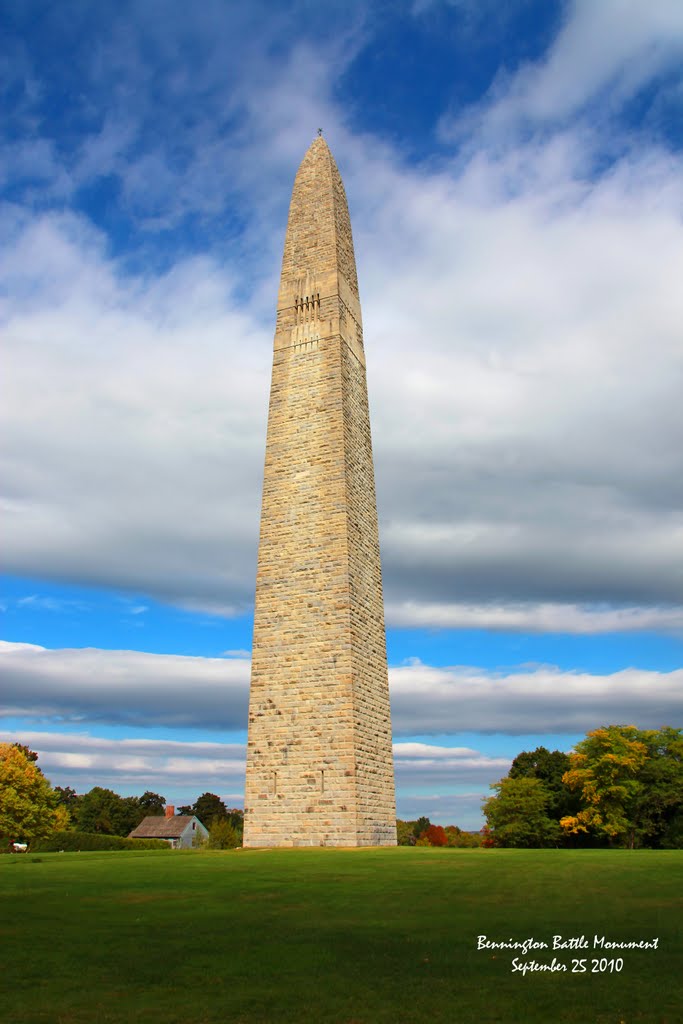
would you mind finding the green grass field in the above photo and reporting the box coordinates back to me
[2,847,681,1023]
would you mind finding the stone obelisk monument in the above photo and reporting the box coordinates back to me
[243,135,396,847]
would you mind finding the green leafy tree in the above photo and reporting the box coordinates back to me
[412,816,430,839]
[192,793,228,828]
[659,809,683,849]
[635,728,683,848]
[508,747,578,821]
[75,787,142,837]
[444,825,482,848]
[444,824,461,844]
[54,786,80,829]
[178,798,242,838]
[483,777,561,848]
[396,820,417,845]
[507,745,589,845]
[0,743,59,842]
[54,785,79,809]
[207,819,241,849]
[137,791,166,816]
[224,807,244,843]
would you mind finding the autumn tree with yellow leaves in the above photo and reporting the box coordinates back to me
[484,726,683,849]
[561,726,683,849]
[0,742,65,845]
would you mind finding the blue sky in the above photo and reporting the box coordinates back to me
[2,0,682,829]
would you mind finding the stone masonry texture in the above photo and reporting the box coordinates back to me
[243,137,397,847]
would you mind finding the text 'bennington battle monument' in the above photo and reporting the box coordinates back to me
[243,136,397,847]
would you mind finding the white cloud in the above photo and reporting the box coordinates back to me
[1,206,271,613]
[354,136,683,617]
[1,0,682,632]
[2,729,247,804]
[2,642,680,736]
[393,742,510,788]
[3,130,683,624]
[439,0,683,140]
[386,601,683,634]
[395,742,482,758]
[390,660,683,734]
[515,0,683,122]
[0,641,250,729]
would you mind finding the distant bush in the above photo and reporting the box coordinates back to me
[445,825,484,848]
[421,825,448,847]
[207,819,241,849]
[31,831,171,852]
[396,820,417,846]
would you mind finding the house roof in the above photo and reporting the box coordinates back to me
[128,815,202,839]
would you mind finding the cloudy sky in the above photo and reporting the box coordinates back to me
[2,0,682,829]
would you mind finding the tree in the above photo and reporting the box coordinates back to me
[508,747,578,821]
[191,793,228,828]
[54,785,79,809]
[483,777,561,848]
[75,787,142,837]
[137,791,166,816]
[396,820,417,846]
[561,726,648,848]
[444,825,461,844]
[11,743,39,764]
[224,807,244,843]
[480,825,495,848]
[207,819,241,849]
[421,824,448,847]
[561,726,682,849]
[445,825,482,848]
[634,728,683,848]
[0,743,59,842]
[54,786,80,829]
[412,816,431,839]
[54,805,71,831]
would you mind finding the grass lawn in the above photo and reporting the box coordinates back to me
[2,847,681,1023]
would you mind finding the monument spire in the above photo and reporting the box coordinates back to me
[243,137,396,847]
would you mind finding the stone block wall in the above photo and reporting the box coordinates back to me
[243,136,396,847]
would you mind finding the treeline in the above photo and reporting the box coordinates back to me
[6,726,681,853]
[482,726,683,849]
[53,786,244,844]
[53,785,167,837]
[0,742,243,850]
[397,817,483,847]
[51,787,244,848]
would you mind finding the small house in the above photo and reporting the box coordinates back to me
[128,805,208,849]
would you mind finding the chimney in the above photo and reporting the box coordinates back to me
[165,805,175,818]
